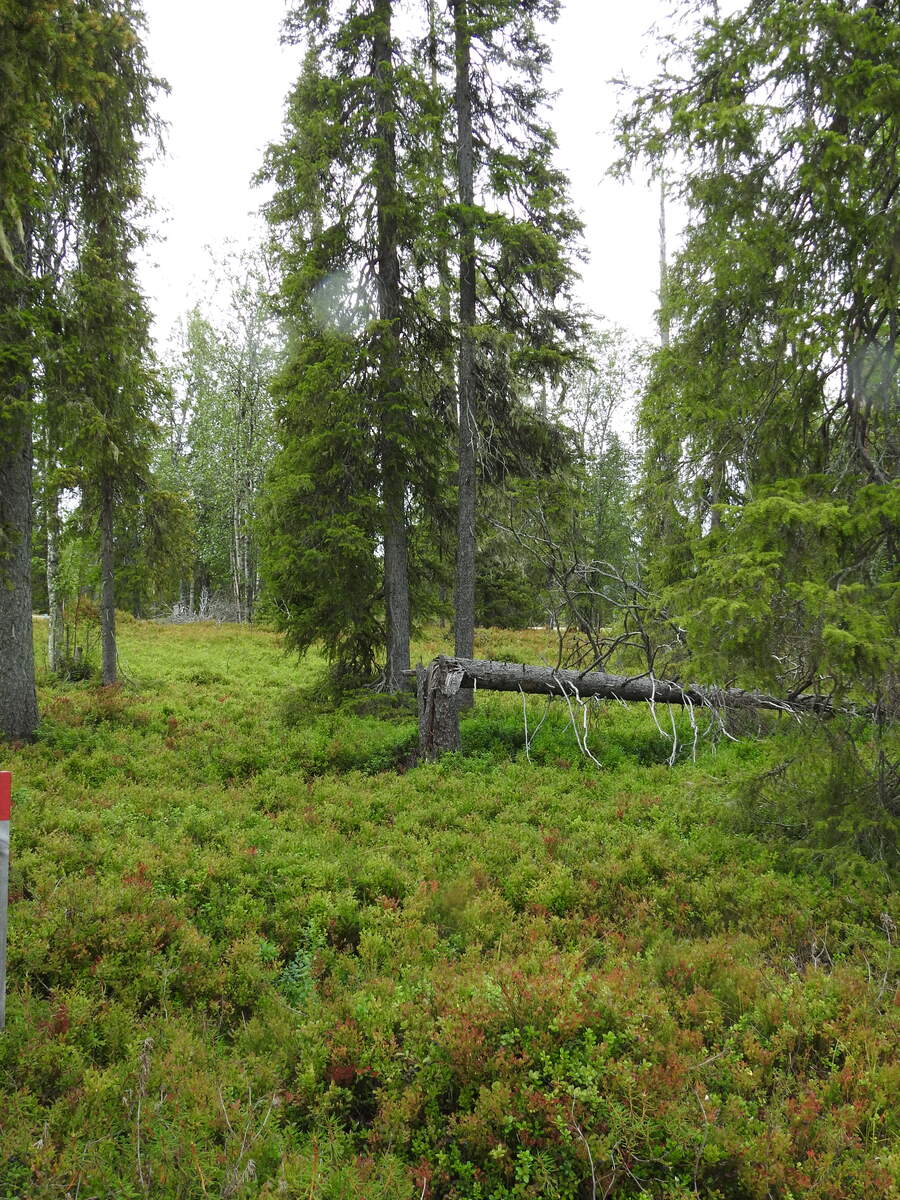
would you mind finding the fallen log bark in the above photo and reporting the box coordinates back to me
[435,657,837,711]
[411,655,843,760]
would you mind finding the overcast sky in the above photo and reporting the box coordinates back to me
[138,0,676,347]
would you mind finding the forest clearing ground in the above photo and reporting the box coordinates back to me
[0,620,896,1199]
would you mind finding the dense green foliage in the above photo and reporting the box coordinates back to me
[617,0,898,702]
[260,2,447,683]
[1,0,162,722]
[1,621,897,1198]
[260,0,586,685]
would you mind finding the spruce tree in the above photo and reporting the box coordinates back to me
[437,0,585,658]
[0,0,54,739]
[63,1,160,685]
[262,1,446,688]
[618,0,899,701]
[263,1,583,686]
[0,0,160,733]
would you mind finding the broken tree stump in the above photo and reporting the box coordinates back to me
[417,657,463,760]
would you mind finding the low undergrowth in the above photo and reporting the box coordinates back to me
[0,621,896,1198]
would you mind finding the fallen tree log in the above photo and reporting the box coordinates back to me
[411,655,843,761]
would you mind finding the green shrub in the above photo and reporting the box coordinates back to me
[2,619,893,1199]
[736,719,899,867]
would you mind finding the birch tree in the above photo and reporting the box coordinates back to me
[167,256,277,622]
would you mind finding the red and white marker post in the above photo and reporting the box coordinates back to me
[0,771,9,1031]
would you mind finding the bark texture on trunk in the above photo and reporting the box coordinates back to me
[99,475,117,686]
[231,502,243,623]
[658,171,670,350]
[453,0,477,664]
[0,408,38,740]
[374,0,411,691]
[418,659,463,760]
[441,657,841,710]
[46,484,63,672]
[415,656,848,759]
[383,475,410,691]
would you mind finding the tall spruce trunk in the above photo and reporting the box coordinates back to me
[46,482,63,672]
[374,0,410,691]
[0,405,39,740]
[427,0,456,336]
[658,171,670,351]
[99,475,117,686]
[453,0,477,664]
[427,0,456,631]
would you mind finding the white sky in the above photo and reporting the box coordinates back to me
[138,0,678,346]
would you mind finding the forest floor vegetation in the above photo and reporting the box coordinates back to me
[0,620,897,1199]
